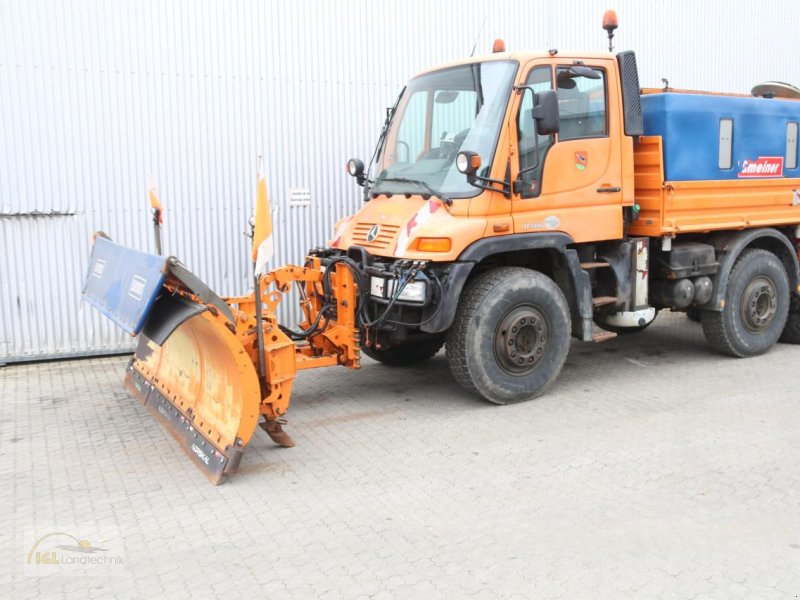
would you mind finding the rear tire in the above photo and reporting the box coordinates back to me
[446,267,570,404]
[779,296,800,344]
[701,249,789,357]
[361,334,445,366]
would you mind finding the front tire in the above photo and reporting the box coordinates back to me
[701,249,789,357]
[446,267,571,404]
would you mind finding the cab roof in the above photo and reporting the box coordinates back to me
[414,50,617,78]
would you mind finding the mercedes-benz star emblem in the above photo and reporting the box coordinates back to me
[366,224,380,243]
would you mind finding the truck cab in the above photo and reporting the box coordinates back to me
[337,50,635,257]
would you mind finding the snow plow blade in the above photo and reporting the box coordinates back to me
[83,234,260,484]
[124,316,260,485]
[82,232,361,484]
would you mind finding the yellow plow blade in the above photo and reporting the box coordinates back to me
[83,232,361,484]
[124,312,261,484]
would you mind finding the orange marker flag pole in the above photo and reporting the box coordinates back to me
[147,178,164,255]
[252,156,274,277]
[251,156,274,381]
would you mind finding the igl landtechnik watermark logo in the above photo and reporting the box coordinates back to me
[25,529,126,577]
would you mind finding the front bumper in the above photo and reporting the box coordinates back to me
[314,245,474,335]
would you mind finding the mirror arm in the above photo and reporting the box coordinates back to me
[466,173,511,199]
[516,163,540,179]
[513,120,545,194]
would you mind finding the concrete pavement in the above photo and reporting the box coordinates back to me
[2,312,799,598]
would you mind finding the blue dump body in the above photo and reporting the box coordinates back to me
[641,93,800,181]
[82,236,167,335]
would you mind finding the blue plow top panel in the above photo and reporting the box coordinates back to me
[81,236,168,335]
[641,93,800,181]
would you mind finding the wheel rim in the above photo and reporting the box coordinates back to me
[493,305,549,375]
[740,275,778,332]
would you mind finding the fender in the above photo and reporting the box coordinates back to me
[700,228,800,311]
[456,232,574,263]
[422,232,595,341]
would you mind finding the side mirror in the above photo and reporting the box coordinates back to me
[456,151,481,176]
[346,158,366,186]
[532,90,560,135]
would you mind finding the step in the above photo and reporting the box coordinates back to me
[580,261,610,269]
[592,296,617,308]
[592,330,618,343]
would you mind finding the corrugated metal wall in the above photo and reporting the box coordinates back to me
[1,0,799,362]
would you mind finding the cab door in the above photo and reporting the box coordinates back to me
[511,58,624,243]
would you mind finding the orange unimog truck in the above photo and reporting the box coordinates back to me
[338,39,800,404]
[83,16,800,483]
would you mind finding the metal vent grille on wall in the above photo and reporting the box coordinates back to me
[2,0,800,362]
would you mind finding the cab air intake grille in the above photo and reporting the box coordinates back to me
[352,223,400,250]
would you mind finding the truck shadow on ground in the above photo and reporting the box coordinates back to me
[289,314,726,415]
[242,314,797,476]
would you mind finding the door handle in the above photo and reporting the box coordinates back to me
[597,186,621,193]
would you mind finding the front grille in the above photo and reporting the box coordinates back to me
[351,223,400,250]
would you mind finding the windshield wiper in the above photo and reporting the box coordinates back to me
[363,88,406,201]
[375,177,452,206]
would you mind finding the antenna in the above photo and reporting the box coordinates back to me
[470,9,490,57]
[602,10,618,53]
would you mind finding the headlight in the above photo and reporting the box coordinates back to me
[370,276,427,304]
[397,280,427,303]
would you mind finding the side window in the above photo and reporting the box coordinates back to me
[556,67,607,140]
[430,90,478,150]
[395,91,427,163]
[517,66,553,197]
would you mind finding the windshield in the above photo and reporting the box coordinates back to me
[370,60,517,198]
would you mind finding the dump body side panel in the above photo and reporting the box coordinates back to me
[640,92,800,181]
[630,91,800,236]
[630,136,800,237]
